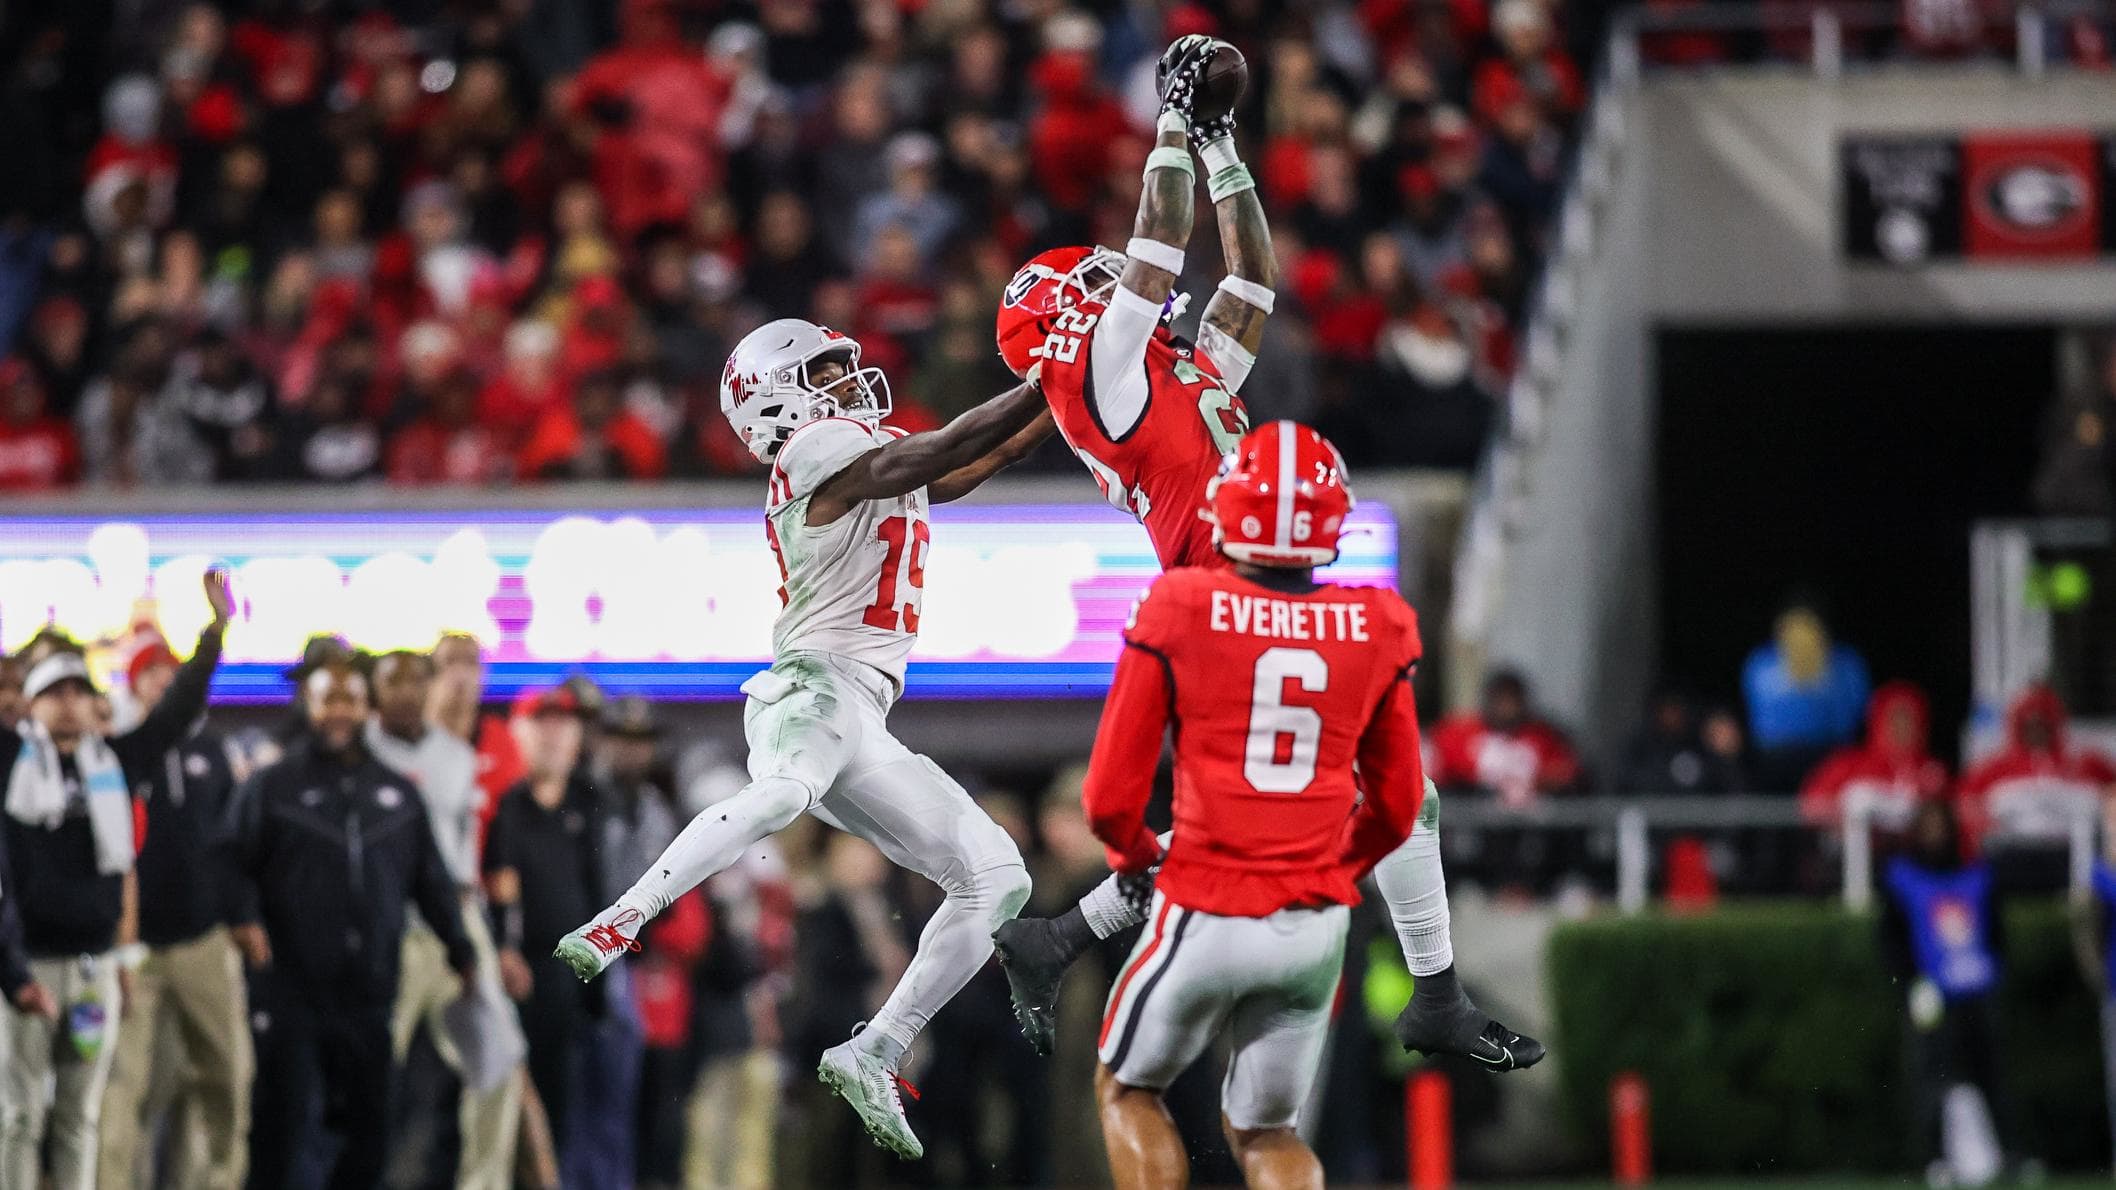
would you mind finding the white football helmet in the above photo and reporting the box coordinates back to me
[720,318,892,462]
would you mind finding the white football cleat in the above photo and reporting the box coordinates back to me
[817,1031,923,1160]
[553,906,643,982]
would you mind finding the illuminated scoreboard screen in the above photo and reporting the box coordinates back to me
[0,502,1400,701]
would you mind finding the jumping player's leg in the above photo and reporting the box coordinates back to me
[1214,904,1345,1190]
[1001,781,1545,1067]
[556,671,856,980]
[812,731,1031,1159]
[1372,784,1545,1070]
[1098,1065,1190,1190]
[1094,894,1224,1190]
[993,831,1167,1054]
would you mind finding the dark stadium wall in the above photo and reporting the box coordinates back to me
[1481,71,2116,765]
[1655,326,2051,763]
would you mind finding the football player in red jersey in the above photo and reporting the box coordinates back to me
[994,37,1543,1075]
[1085,423,1425,1189]
[995,35,1270,573]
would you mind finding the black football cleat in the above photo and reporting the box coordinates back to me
[993,917,1074,1057]
[1394,969,1546,1072]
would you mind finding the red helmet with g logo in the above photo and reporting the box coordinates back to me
[995,246,1126,378]
[1205,421,1354,567]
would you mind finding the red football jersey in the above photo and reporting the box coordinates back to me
[1039,311,1251,571]
[1082,567,1428,917]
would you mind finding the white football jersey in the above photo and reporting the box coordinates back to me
[764,417,927,691]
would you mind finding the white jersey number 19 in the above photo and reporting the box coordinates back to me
[861,514,929,632]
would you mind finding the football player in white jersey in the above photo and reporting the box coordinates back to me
[556,318,1051,1159]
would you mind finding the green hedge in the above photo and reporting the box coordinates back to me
[1546,901,2107,1176]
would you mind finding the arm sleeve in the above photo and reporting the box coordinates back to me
[1083,286,1164,440]
[115,626,223,764]
[1082,580,1181,873]
[775,418,881,501]
[1195,322,1256,393]
[0,838,33,999]
[1343,668,1427,880]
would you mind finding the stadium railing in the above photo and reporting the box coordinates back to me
[1437,793,2099,913]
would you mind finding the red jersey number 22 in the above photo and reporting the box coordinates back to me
[862,514,929,632]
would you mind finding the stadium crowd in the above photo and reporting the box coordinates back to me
[0,0,1586,492]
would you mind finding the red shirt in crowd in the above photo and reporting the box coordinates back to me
[1800,681,1950,831]
[1027,52,1133,214]
[0,419,80,491]
[572,1,731,237]
[1957,684,2116,844]
[387,419,512,485]
[1083,568,1427,918]
[514,405,667,481]
[1429,706,1582,806]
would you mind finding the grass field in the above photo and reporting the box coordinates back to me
[1518,1181,2109,1189]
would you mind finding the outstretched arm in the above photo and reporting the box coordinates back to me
[807,383,1047,524]
[928,409,1056,505]
[1193,93,1275,391]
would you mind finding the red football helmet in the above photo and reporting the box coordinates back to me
[995,245,1127,378]
[1205,421,1354,567]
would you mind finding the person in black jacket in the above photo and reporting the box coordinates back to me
[97,639,253,1190]
[0,569,229,1190]
[227,660,474,1190]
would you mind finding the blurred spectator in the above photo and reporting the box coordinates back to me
[97,641,252,1190]
[426,632,524,844]
[0,0,1592,489]
[1743,602,1872,789]
[485,686,606,1161]
[1801,682,1951,834]
[161,329,272,480]
[229,661,475,1190]
[76,351,213,488]
[1617,684,1746,795]
[264,372,380,483]
[368,649,523,1190]
[516,367,666,480]
[746,191,836,322]
[0,357,81,490]
[855,133,961,269]
[1430,668,1584,805]
[0,657,26,729]
[22,297,93,417]
[1699,705,1751,786]
[1,598,220,1188]
[388,370,513,485]
[1958,685,2116,887]
[570,0,732,240]
[781,833,912,1186]
[1881,798,2013,1186]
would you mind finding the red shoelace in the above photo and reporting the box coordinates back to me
[582,909,644,956]
[893,1073,922,1101]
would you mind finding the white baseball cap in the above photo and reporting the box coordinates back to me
[24,653,99,701]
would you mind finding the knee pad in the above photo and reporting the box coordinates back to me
[973,861,1034,927]
[744,775,818,831]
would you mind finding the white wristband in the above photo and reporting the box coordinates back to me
[1198,135,1240,174]
[1156,110,1190,137]
[1216,275,1275,313]
[1126,237,1186,276]
[1143,146,1194,182]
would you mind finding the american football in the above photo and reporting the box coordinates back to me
[1193,40,1248,122]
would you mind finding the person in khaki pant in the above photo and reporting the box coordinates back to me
[368,649,523,1189]
[5,577,230,1190]
[97,642,252,1190]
